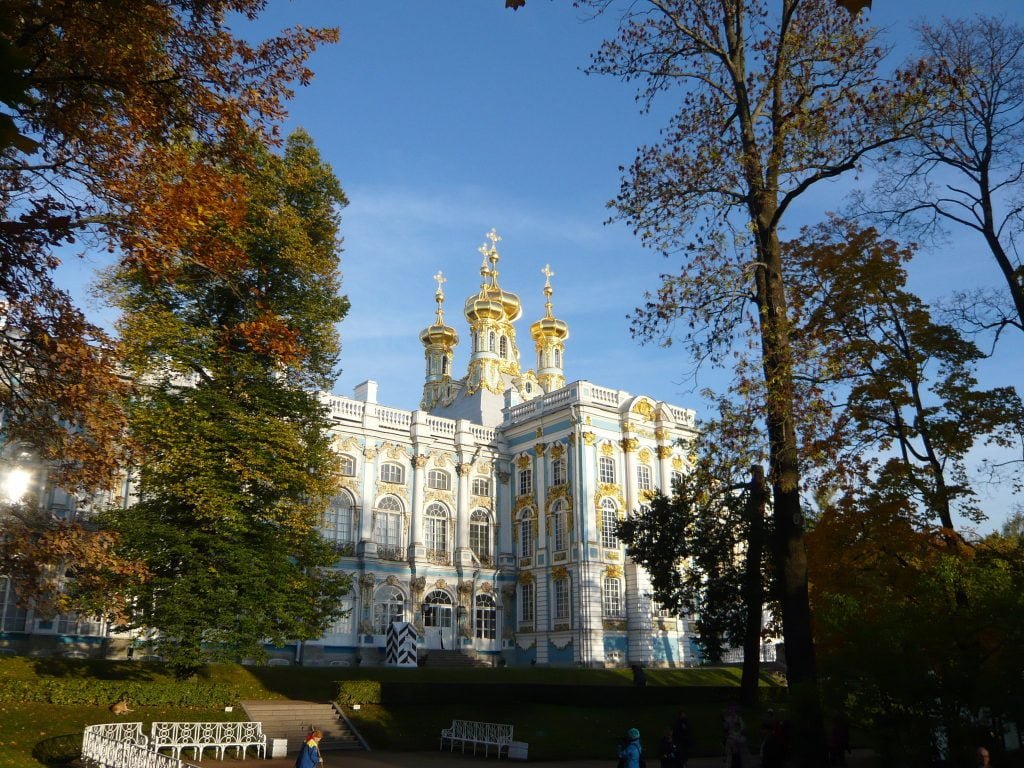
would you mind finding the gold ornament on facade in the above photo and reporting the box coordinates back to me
[534,442,546,456]
[360,573,376,589]
[384,443,407,461]
[516,455,531,470]
[479,582,493,594]
[363,446,378,460]
[336,436,360,452]
[535,427,544,438]
[657,446,674,460]
[545,484,572,508]
[640,489,656,502]
[620,437,639,453]
[337,477,360,495]
[434,578,448,589]
[476,460,493,475]
[582,432,597,446]
[552,566,569,581]
[600,441,616,457]
[654,427,668,442]
[377,482,409,501]
[517,571,535,585]
[639,448,653,464]
[603,565,623,579]
[672,456,684,470]
[606,551,620,561]
[424,489,454,506]
[385,575,400,587]
[592,483,626,513]
[412,455,428,469]
[513,497,536,516]
[550,444,565,460]
[631,399,655,420]
[603,619,627,631]
[456,462,471,477]
[458,580,474,596]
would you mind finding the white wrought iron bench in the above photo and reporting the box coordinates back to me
[439,719,515,758]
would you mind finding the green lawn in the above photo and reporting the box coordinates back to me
[0,657,778,767]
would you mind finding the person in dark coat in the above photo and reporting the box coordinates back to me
[671,711,692,767]
[657,728,677,768]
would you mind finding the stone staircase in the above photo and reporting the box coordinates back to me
[239,700,364,753]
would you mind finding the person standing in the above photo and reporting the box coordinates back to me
[671,712,692,768]
[657,728,677,768]
[619,727,644,768]
[295,729,324,768]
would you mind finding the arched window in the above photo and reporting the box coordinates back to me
[598,456,616,484]
[441,355,449,375]
[488,331,496,352]
[520,581,535,624]
[423,589,453,631]
[339,455,356,477]
[637,464,653,491]
[373,495,404,559]
[474,593,497,639]
[518,466,533,496]
[551,500,568,552]
[554,347,562,368]
[518,512,535,558]
[600,498,619,549]
[551,456,567,486]
[322,491,355,551]
[380,462,404,484]
[553,577,570,621]
[470,509,491,562]
[373,586,405,634]
[499,335,508,359]
[425,503,449,557]
[427,469,451,490]
[602,578,623,617]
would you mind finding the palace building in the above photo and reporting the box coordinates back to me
[301,230,700,667]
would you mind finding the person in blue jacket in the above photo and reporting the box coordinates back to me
[619,727,644,768]
[295,729,323,768]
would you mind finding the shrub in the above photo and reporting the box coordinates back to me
[335,680,381,705]
[0,678,238,707]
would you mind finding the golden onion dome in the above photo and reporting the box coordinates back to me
[530,264,569,341]
[465,228,523,323]
[421,271,459,347]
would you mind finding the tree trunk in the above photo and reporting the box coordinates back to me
[753,222,827,767]
[739,464,767,707]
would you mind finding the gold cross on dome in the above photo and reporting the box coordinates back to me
[486,229,501,249]
[541,264,554,287]
[433,270,446,294]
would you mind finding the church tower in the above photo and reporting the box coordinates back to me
[419,271,459,410]
[463,229,522,396]
[530,264,569,393]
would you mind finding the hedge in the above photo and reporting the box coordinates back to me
[0,678,239,707]
[335,680,382,705]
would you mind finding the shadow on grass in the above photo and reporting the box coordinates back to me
[31,733,82,767]
[30,657,166,682]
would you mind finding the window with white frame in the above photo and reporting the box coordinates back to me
[380,462,404,484]
[427,469,450,491]
[551,500,568,552]
[671,470,684,490]
[499,335,508,359]
[339,454,356,477]
[602,577,623,617]
[470,509,491,561]
[322,491,354,550]
[327,596,356,635]
[637,464,653,491]
[488,331,496,351]
[554,578,570,621]
[472,477,490,496]
[518,466,533,496]
[520,581,535,623]
[424,503,449,555]
[518,513,535,558]
[551,456,567,486]
[554,347,562,368]
[598,456,616,484]
[373,586,405,633]
[372,495,404,556]
[600,498,619,549]
[475,593,497,639]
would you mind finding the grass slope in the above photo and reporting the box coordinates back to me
[0,657,776,767]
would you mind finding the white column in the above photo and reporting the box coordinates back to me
[410,454,427,560]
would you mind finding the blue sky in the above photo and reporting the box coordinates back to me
[64,0,1024,522]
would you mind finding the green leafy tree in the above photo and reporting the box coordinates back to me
[617,404,773,705]
[100,130,351,676]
